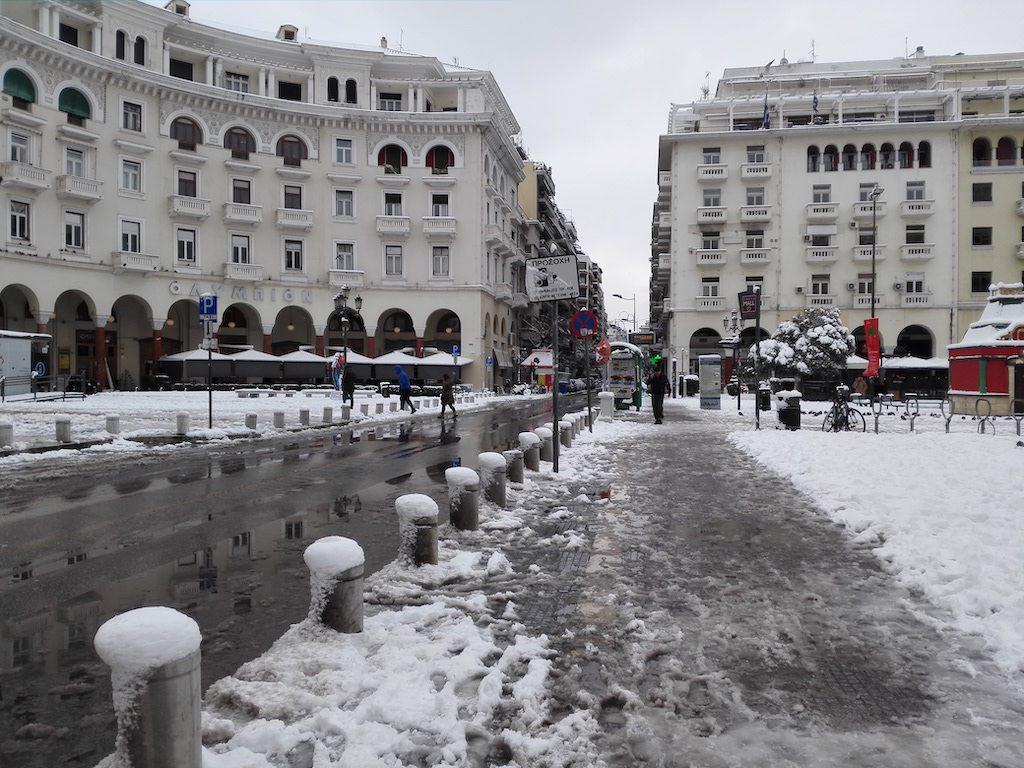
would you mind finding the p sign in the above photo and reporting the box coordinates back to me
[198,293,218,322]
[452,344,461,357]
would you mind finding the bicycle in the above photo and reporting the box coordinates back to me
[822,388,866,432]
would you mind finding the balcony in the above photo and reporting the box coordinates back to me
[806,294,836,307]
[1016,199,1024,217]
[696,206,727,224]
[223,203,263,225]
[696,164,727,181]
[902,293,932,307]
[900,199,935,217]
[376,215,411,237]
[658,170,672,190]
[805,246,838,263]
[852,244,887,262]
[852,201,887,220]
[113,251,159,273]
[657,253,671,276]
[494,282,513,301]
[740,162,771,179]
[695,249,726,266]
[854,294,883,308]
[276,208,314,230]
[740,205,771,223]
[657,212,672,230]
[740,248,769,264]
[223,262,264,281]
[422,216,457,237]
[805,202,839,221]
[55,175,102,202]
[511,291,529,309]
[1016,243,1024,260]
[328,269,365,288]
[695,296,724,311]
[900,244,934,261]
[168,195,211,219]
[0,161,50,190]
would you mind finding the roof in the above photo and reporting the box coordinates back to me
[279,349,330,363]
[230,349,282,362]
[162,348,232,361]
[950,284,1024,348]
[0,330,51,341]
[882,356,949,370]
[521,349,553,369]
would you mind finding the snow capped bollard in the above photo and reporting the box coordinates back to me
[299,408,310,426]
[105,415,120,435]
[323,406,333,424]
[375,402,385,415]
[587,407,596,428]
[445,467,480,531]
[0,421,13,448]
[94,607,202,768]
[478,451,508,507]
[389,401,398,412]
[54,415,72,443]
[572,414,582,437]
[303,536,365,634]
[341,404,351,422]
[395,494,439,566]
[599,391,615,422]
[244,413,257,430]
[519,431,541,471]
[503,449,524,484]
[273,411,285,429]
[535,426,554,463]
[360,402,369,416]
[175,412,189,436]
[559,420,573,449]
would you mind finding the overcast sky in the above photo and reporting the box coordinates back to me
[168,0,1024,328]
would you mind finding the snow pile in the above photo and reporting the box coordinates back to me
[730,429,1024,675]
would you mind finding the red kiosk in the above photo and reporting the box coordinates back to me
[948,283,1024,416]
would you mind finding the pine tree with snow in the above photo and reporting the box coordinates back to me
[749,307,854,380]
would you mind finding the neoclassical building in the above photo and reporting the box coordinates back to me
[0,0,532,389]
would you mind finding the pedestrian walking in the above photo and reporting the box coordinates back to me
[395,365,417,413]
[647,368,669,424]
[439,373,457,419]
[852,375,869,398]
[342,365,356,408]
[331,353,343,390]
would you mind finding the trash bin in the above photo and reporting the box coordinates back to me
[683,375,699,396]
[757,383,772,412]
[776,390,802,430]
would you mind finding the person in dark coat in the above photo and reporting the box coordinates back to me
[439,373,457,419]
[647,368,670,424]
[342,365,356,408]
[395,365,416,413]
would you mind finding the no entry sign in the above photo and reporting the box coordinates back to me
[569,309,598,339]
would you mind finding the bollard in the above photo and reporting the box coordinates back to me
[559,420,573,449]
[341,404,351,422]
[94,607,202,768]
[445,467,480,531]
[0,420,13,447]
[299,408,310,426]
[360,403,370,416]
[519,431,541,471]
[599,391,616,422]
[303,536,364,634]
[536,426,553,463]
[175,412,189,436]
[395,494,439,566]
[503,449,524,484]
[273,411,285,429]
[572,414,581,437]
[244,413,257,430]
[478,451,507,507]
[323,406,333,424]
[105,414,120,435]
[376,402,385,415]
[389,401,397,412]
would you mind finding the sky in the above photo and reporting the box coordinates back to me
[162,0,1024,329]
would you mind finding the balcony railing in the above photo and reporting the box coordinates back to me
[276,208,314,229]
[223,262,263,281]
[900,199,935,217]
[740,162,771,179]
[805,202,839,221]
[854,294,883,308]
[422,216,457,237]
[511,291,529,309]
[806,294,836,307]
[695,249,726,266]
[113,251,159,273]
[1016,199,1024,217]
[494,282,513,301]
[695,296,724,311]
[55,175,102,201]
[740,205,771,222]
[805,246,838,263]
[902,293,932,306]
[696,164,727,181]
[696,206,727,224]
[740,248,769,264]
[852,201,887,220]
[376,215,411,236]
[328,269,365,288]
[223,202,263,225]
[657,254,671,274]
[657,212,672,229]
[0,161,50,190]
[852,244,887,261]
[658,170,672,188]
[168,195,211,219]
[900,244,934,260]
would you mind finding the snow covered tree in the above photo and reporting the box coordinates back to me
[748,307,854,380]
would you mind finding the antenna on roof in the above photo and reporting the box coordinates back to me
[399,27,404,51]
[810,39,816,62]
[699,71,710,100]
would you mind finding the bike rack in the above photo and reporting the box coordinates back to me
[975,398,994,434]
[871,397,884,434]
[939,397,956,434]
[904,396,920,433]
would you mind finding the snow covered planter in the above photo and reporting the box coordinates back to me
[478,451,508,508]
[445,467,480,531]
[93,606,203,768]
[395,493,439,566]
[303,536,365,634]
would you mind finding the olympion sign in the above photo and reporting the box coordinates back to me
[169,281,314,305]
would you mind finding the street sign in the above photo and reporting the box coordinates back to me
[629,331,656,346]
[452,344,460,357]
[198,293,218,322]
[569,309,598,339]
[738,290,760,321]
[486,355,493,367]
[34,362,45,377]
[525,255,580,302]
[595,338,611,365]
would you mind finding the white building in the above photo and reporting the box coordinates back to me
[0,0,529,389]
[653,49,1024,375]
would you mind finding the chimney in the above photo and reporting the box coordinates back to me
[380,36,388,49]
[913,45,925,58]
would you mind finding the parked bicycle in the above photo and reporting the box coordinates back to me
[822,385,866,432]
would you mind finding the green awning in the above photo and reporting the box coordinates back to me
[2,69,35,103]
[58,87,90,118]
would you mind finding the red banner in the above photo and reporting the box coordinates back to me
[864,317,880,378]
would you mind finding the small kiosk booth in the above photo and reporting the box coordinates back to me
[948,283,1024,415]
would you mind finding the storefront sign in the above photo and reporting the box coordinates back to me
[169,281,314,305]
[738,290,760,321]
[864,317,881,377]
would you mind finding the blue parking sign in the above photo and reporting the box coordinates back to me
[452,344,460,357]
[198,293,218,321]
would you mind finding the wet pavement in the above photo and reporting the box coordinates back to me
[0,395,583,768]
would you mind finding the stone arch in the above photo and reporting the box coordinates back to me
[972,137,991,167]
[896,324,934,358]
[273,131,310,164]
[375,308,416,353]
[219,123,259,156]
[108,295,155,386]
[51,289,99,380]
[688,327,721,373]
[424,308,461,353]
[271,305,315,355]
[53,80,101,119]
[162,299,201,356]
[0,60,44,104]
[160,109,211,141]
[217,303,263,351]
[996,136,1017,166]
[0,284,40,332]
[369,137,413,165]
[851,326,886,357]
[423,139,460,170]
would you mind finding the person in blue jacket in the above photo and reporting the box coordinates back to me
[395,365,417,413]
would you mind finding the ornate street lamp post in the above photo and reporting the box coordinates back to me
[332,286,363,388]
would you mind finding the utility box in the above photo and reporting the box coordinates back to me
[698,354,722,410]
[0,331,51,396]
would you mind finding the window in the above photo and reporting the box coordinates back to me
[856,273,873,295]
[120,220,141,253]
[170,117,202,151]
[335,242,354,270]
[327,77,339,102]
[383,192,403,216]
[378,92,402,111]
[231,234,251,264]
[285,521,304,540]
[432,245,450,277]
[64,211,85,249]
[224,127,256,160]
[701,231,720,250]
[810,234,831,247]
[283,185,302,210]
[702,189,721,207]
[972,138,991,167]
[284,239,303,271]
[906,273,925,294]
[275,135,307,167]
[65,148,84,177]
[176,228,196,263]
[58,87,90,126]
[879,143,895,169]
[3,69,36,110]
[225,72,249,93]
[745,230,763,248]
[426,145,455,174]
[431,193,449,217]
[906,181,926,201]
[842,144,858,171]
[121,159,142,192]
[169,58,193,81]
[10,201,29,240]
[972,227,993,247]
[700,277,719,297]
[277,81,302,101]
[746,187,765,206]
[812,185,831,203]
[906,225,925,245]
[918,141,932,168]
[335,138,353,164]
[972,183,992,203]
[122,101,142,132]
[9,132,29,164]
[177,170,197,198]
[385,244,403,276]
[701,147,720,164]
[746,145,765,163]
[232,179,251,204]
[134,36,146,65]
[116,30,127,60]
[822,145,839,172]
[59,23,79,46]
[345,79,357,104]
[811,274,830,295]
[334,189,354,217]
[971,271,992,293]
[858,225,876,246]
[378,144,408,173]
[806,146,820,172]
[860,143,876,171]
[859,183,878,202]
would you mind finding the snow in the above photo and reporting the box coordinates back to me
[534,427,552,439]
[94,606,201,672]
[394,493,439,523]
[302,536,364,577]
[444,467,479,487]
[478,451,507,470]
[518,431,540,448]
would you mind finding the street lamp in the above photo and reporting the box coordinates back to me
[332,286,363,388]
[612,293,636,333]
[869,184,884,318]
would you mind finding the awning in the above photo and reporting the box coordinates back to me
[417,353,473,367]
[846,355,868,369]
[882,356,949,370]
[58,87,90,119]
[2,69,35,103]
[492,348,512,368]
[806,224,837,236]
[520,348,553,369]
